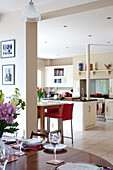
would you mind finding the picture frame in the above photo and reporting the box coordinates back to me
[2,64,15,85]
[1,39,15,58]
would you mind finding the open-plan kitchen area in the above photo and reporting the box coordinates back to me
[0,0,113,169]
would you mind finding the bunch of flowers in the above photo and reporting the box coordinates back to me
[37,87,45,102]
[0,88,25,138]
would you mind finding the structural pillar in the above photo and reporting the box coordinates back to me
[86,44,90,100]
[26,22,37,138]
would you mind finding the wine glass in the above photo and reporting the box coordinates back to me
[14,131,25,156]
[49,132,61,163]
[0,145,10,170]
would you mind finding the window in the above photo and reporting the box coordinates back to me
[96,79,109,95]
[37,70,41,88]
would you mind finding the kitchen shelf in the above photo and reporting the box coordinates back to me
[77,69,112,75]
[54,68,64,76]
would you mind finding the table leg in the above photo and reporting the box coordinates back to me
[59,105,64,143]
[40,107,45,135]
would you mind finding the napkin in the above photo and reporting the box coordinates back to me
[23,138,43,146]
[58,163,103,170]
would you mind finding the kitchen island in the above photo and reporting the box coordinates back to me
[41,99,97,131]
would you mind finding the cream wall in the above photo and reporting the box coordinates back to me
[51,57,73,66]
[0,11,26,134]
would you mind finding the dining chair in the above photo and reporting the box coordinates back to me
[30,130,63,143]
[30,131,48,139]
[46,103,74,144]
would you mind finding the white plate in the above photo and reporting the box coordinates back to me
[58,162,101,170]
[5,138,16,143]
[22,139,46,147]
[44,144,66,151]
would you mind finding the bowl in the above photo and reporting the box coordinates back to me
[94,93,102,97]
[57,97,64,100]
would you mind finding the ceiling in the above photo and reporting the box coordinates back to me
[0,0,113,59]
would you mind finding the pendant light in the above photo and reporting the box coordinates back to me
[23,0,41,22]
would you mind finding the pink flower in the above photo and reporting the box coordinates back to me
[0,103,16,124]
[37,87,39,89]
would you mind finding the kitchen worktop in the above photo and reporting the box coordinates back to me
[42,98,97,102]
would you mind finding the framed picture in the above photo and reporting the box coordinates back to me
[1,39,15,58]
[2,64,15,85]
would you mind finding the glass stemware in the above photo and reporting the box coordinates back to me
[49,132,61,163]
[14,131,25,156]
[0,145,10,170]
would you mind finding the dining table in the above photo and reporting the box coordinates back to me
[6,146,113,170]
[37,102,64,135]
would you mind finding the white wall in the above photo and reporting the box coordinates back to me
[0,11,26,134]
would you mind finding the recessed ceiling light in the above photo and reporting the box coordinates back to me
[66,46,69,48]
[88,35,92,37]
[63,25,68,28]
[44,41,47,43]
[107,16,112,20]
[107,42,111,43]
[57,54,59,56]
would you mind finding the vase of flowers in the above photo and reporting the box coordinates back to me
[37,87,45,103]
[0,88,25,138]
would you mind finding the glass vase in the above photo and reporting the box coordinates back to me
[38,96,41,103]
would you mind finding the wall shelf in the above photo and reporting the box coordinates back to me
[76,70,112,76]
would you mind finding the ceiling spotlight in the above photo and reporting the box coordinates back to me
[107,42,111,43]
[107,17,112,20]
[66,46,69,48]
[63,25,68,28]
[88,35,92,37]
[23,0,41,22]
[57,54,59,56]
[44,41,47,43]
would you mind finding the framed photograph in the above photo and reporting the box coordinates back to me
[1,39,15,58]
[2,64,15,85]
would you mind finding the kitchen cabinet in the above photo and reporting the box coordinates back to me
[84,102,97,127]
[45,65,73,87]
[109,79,113,98]
[64,65,73,87]
[74,101,97,131]
[105,99,113,120]
[45,67,54,87]
[73,80,80,97]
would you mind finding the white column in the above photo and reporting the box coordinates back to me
[26,22,37,138]
[86,44,90,100]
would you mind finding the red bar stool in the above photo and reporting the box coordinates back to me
[46,103,74,144]
[37,108,59,133]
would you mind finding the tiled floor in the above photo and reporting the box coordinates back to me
[63,120,113,165]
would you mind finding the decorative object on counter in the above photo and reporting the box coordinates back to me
[0,88,26,138]
[94,62,97,70]
[90,64,93,71]
[57,94,64,100]
[37,87,45,102]
[104,64,111,70]
[85,64,87,71]
[2,64,15,85]
[79,63,83,71]
[1,39,15,58]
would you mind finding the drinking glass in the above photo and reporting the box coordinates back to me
[14,131,25,156]
[49,132,61,163]
[0,145,10,170]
